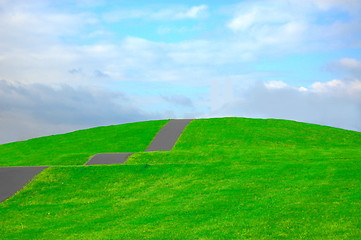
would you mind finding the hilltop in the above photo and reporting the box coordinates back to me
[0,117,360,239]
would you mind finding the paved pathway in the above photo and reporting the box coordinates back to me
[0,119,193,202]
[85,119,192,165]
[0,167,47,202]
[85,153,133,165]
[145,119,192,151]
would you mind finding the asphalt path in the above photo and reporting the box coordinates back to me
[86,119,193,165]
[0,166,47,202]
[146,119,192,151]
[1,119,193,201]
[85,153,133,165]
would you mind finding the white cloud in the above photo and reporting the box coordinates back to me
[226,0,361,54]
[0,0,360,142]
[265,81,288,89]
[311,79,345,93]
[325,58,361,81]
[338,58,361,70]
[151,5,209,20]
[311,0,361,11]
[174,5,208,19]
[226,2,297,32]
[103,4,208,22]
[298,87,308,92]
[227,8,258,32]
[209,79,361,132]
[1,0,359,89]
[333,58,361,76]
[311,79,361,98]
[0,80,161,144]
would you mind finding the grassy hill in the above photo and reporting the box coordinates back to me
[0,117,360,239]
[128,118,361,165]
[0,119,169,167]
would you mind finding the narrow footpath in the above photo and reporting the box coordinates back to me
[0,167,47,202]
[0,119,192,202]
[86,119,192,165]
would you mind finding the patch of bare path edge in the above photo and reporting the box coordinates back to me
[0,166,47,202]
[85,119,193,165]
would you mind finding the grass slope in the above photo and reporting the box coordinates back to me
[0,120,169,167]
[128,117,361,165]
[0,117,360,239]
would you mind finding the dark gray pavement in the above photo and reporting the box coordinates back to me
[86,119,193,165]
[1,119,193,201]
[146,119,192,151]
[0,166,47,202]
[85,153,134,165]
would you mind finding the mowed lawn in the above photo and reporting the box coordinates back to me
[0,119,169,167]
[128,117,361,165]
[0,117,360,239]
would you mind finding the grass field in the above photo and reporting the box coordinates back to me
[0,117,360,239]
[128,118,361,165]
[0,119,169,167]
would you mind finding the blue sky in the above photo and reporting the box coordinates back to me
[0,0,360,143]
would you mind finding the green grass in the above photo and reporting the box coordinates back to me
[127,117,361,165]
[0,117,360,239]
[0,119,169,166]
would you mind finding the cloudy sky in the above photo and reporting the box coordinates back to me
[0,0,360,144]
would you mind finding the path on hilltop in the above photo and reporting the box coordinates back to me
[0,119,192,202]
[85,119,192,165]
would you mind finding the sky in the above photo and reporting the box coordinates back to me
[0,0,361,144]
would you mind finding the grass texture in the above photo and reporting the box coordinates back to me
[0,117,360,239]
[0,120,169,166]
[128,117,361,165]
